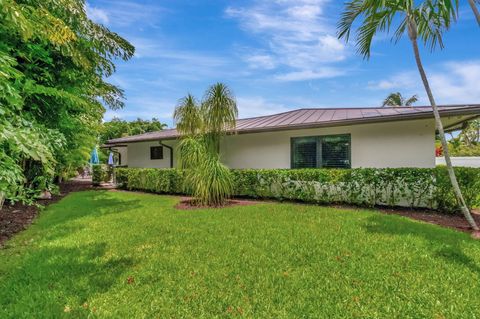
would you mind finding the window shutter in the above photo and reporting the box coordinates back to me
[291,137,317,168]
[150,146,163,160]
[321,135,351,168]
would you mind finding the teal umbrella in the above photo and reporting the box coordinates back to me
[90,147,99,164]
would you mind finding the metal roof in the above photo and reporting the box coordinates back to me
[105,104,480,145]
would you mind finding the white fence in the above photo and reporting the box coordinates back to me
[436,157,480,168]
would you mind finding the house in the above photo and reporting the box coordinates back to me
[103,105,480,169]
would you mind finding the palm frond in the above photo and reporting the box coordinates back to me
[174,94,203,136]
[202,82,238,134]
[405,94,419,106]
[338,0,459,57]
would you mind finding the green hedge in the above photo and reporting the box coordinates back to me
[92,164,112,186]
[115,167,480,213]
[116,168,185,194]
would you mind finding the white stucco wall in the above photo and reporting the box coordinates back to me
[122,119,436,169]
[125,140,176,168]
[112,147,128,166]
[220,119,436,169]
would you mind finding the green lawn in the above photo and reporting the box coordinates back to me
[1,191,480,318]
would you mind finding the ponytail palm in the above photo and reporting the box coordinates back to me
[174,83,237,206]
[338,0,479,231]
[202,83,238,153]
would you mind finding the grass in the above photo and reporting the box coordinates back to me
[1,190,480,318]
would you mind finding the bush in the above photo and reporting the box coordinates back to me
[114,167,480,213]
[115,168,185,193]
[92,164,112,186]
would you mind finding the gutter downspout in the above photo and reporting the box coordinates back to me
[160,141,174,168]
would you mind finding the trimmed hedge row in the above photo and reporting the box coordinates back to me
[92,164,112,185]
[115,167,480,213]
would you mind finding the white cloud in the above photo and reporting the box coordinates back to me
[367,60,480,105]
[430,61,480,103]
[275,68,345,81]
[244,54,276,70]
[86,0,162,28]
[367,71,418,90]
[122,37,238,81]
[85,3,109,25]
[226,0,347,81]
[236,97,291,118]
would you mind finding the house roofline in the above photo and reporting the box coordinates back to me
[105,105,480,146]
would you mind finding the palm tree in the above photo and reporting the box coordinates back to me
[338,0,479,232]
[382,92,419,107]
[174,83,238,206]
[468,0,480,25]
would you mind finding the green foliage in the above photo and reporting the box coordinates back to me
[443,120,480,156]
[338,0,457,58]
[115,167,480,213]
[448,144,480,156]
[116,168,185,194]
[100,117,168,145]
[92,164,112,186]
[382,92,418,107]
[174,83,237,206]
[0,0,133,204]
[2,190,480,318]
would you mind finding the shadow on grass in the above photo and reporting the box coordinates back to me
[42,190,143,241]
[364,214,480,274]
[0,242,135,314]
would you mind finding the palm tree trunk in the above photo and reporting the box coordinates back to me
[468,0,480,26]
[408,24,479,231]
[0,191,4,211]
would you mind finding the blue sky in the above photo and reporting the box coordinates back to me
[86,0,480,127]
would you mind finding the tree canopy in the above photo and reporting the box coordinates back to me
[100,117,167,145]
[0,0,134,206]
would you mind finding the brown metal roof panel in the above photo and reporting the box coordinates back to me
[279,109,312,125]
[376,108,402,116]
[316,109,335,122]
[256,110,299,128]
[331,109,348,121]
[292,109,316,123]
[345,109,363,120]
[361,109,381,118]
[253,114,288,128]
[242,114,280,129]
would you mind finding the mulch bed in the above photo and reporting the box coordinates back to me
[379,207,480,234]
[175,197,259,210]
[0,178,104,247]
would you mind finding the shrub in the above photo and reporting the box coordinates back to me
[114,167,480,213]
[115,168,185,194]
[92,164,112,186]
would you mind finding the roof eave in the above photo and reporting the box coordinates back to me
[105,106,480,145]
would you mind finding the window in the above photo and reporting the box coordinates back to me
[150,146,163,160]
[291,134,351,169]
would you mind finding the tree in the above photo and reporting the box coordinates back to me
[174,84,238,206]
[382,92,418,107]
[338,0,479,232]
[459,119,480,147]
[100,117,168,144]
[1,0,133,208]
